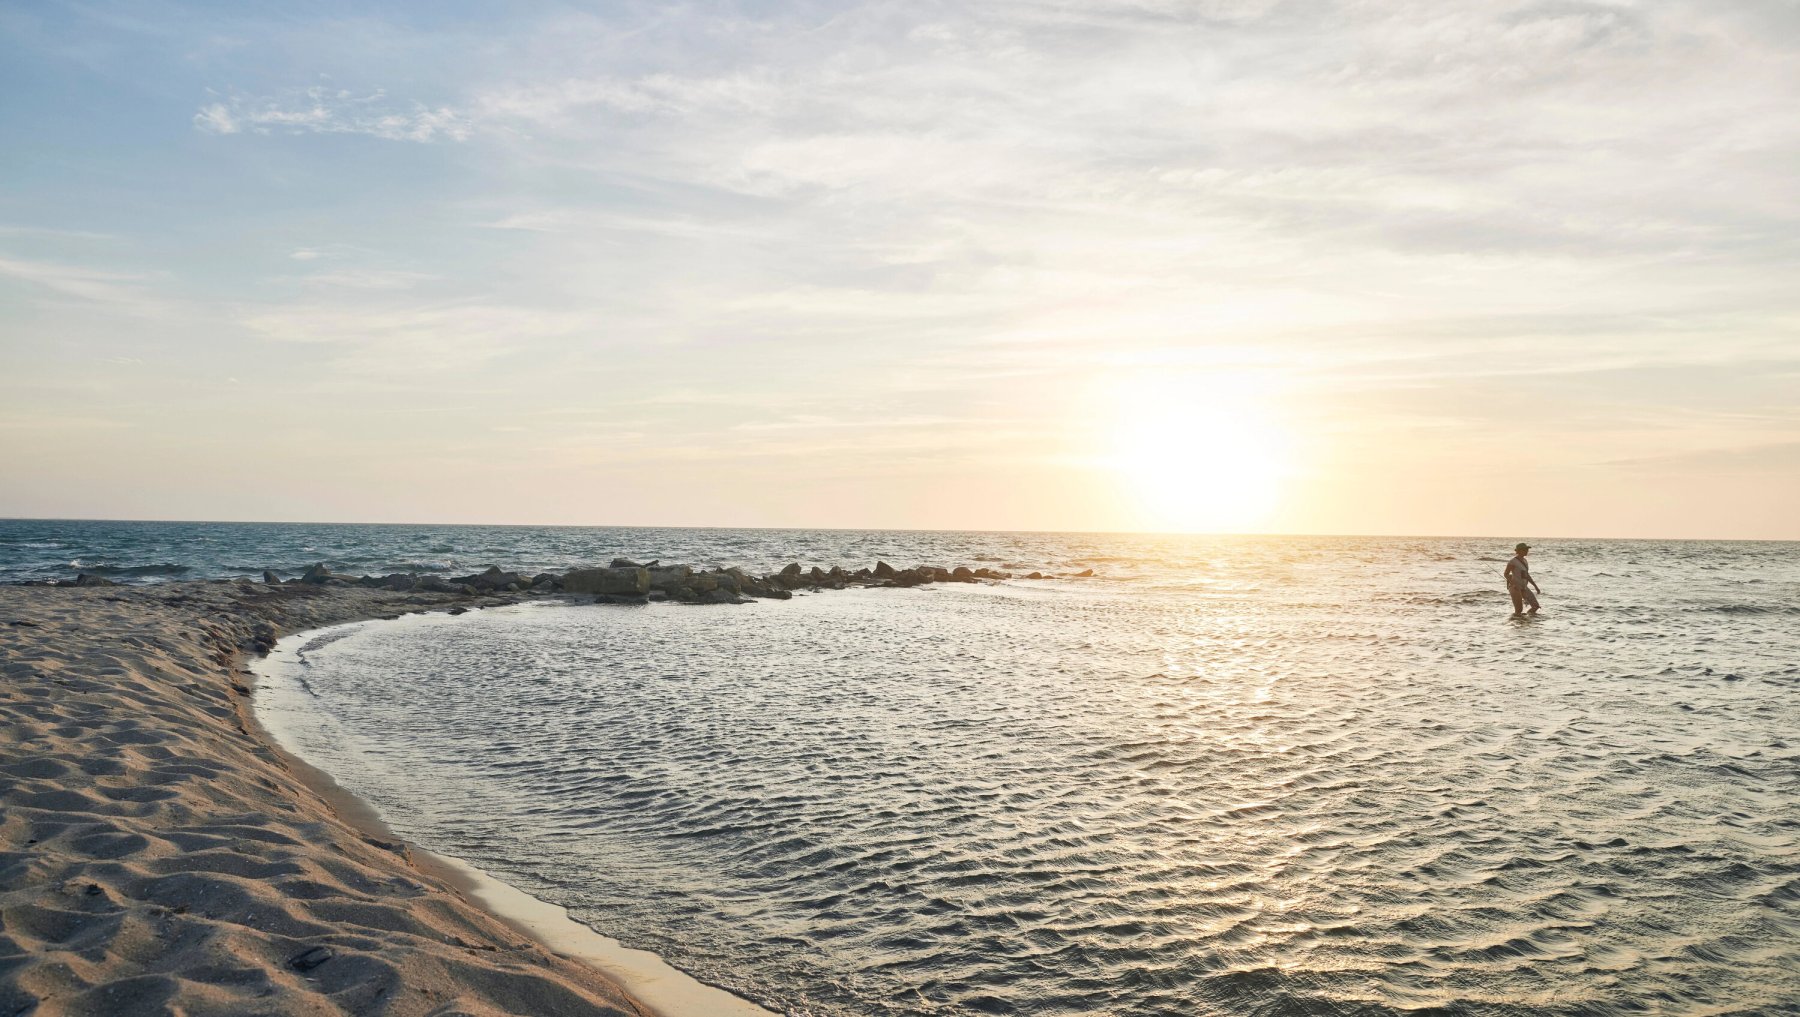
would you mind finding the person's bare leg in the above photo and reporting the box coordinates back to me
[1510,588,1524,616]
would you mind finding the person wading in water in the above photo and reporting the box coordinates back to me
[1504,542,1542,617]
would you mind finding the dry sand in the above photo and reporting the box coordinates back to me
[0,579,654,1017]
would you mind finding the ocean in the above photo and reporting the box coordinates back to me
[5,519,1798,1014]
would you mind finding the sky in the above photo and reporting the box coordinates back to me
[1,0,1796,538]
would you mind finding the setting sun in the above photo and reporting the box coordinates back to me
[1106,378,1295,533]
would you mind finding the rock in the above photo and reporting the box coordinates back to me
[562,566,650,596]
[894,568,928,587]
[648,565,694,591]
[530,572,559,588]
[73,574,116,587]
[596,593,649,605]
[780,563,803,577]
[610,557,654,569]
[1026,571,1044,580]
[447,607,468,616]
[300,563,333,584]
[263,570,281,586]
[874,561,897,578]
[289,945,334,972]
[929,567,953,583]
[451,565,526,591]
[414,576,458,594]
[703,588,741,605]
[952,566,974,581]
[1073,568,1095,578]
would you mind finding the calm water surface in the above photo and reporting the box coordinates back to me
[7,522,1797,1014]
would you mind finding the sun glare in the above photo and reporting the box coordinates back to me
[1105,377,1294,533]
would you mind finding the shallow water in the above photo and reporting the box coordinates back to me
[237,530,1800,1016]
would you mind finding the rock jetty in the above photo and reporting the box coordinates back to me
[262,557,1021,606]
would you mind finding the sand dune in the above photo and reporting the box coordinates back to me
[0,580,648,1017]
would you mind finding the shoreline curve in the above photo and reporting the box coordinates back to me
[2,579,699,1016]
[252,615,776,1017]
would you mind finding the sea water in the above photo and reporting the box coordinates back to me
[5,521,1798,1014]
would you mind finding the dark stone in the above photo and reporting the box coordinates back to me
[447,607,468,616]
[289,946,334,972]
[414,576,457,594]
[1027,572,1044,580]
[73,574,116,587]
[379,573,417,592]
[530,572,559,588]
[563,567,650,596]
[263,570,281,586]
[1073,568,1095,578]
[648,565,694,591]
[780,562,803,577]
[450,565,526,591]
[874,561,896,578]
[300,563,333,584]
[952,566,974,580]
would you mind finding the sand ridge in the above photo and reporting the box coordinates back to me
[0,580,649,1017]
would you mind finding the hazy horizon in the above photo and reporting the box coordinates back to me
[4,1,1797,539]
[5,513,1797,546]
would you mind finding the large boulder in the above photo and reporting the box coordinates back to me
[611,557,658,569]
[874,561,896,578]
[952,566,974,581]
[263,570,282,586]
[780,562,803,577]
[300,563,334,584]
[648,565,694,591]
[562,566,650,596]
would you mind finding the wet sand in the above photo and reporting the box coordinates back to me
[0,579,711,1017]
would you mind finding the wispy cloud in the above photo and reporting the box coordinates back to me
[194,86,470,142]
[0,254,175,316]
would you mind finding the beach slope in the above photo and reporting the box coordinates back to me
[0,580,646,1017]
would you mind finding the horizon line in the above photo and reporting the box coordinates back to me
[2,515,1794,545]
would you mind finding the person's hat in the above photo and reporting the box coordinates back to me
[1515,542,1530,553]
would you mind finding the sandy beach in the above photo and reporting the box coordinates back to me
[0,578,651,1017]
